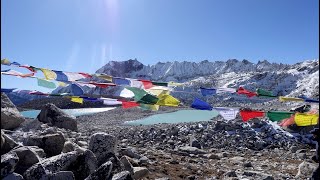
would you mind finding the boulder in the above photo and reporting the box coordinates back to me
[62,141,86,153]
[85,161,113,180]
[11,146,41,174]
[28,146,46,159]
[23,133,65,157]
[89,132,117,165]
[44,171,75,180]
[190,136,202,149]
[132,167,149,179]
[1,131,19,155]
[111,171,133,180]
[37,103,77,131]
[296,161,318,178]
[67,150,98,180]
[1,93,25,130]
[120,156,133,173]
[178,146,206,155]
[24,151,79,180]
[120,147,142,159]
[1,152,19,178]
[2,173,24,180]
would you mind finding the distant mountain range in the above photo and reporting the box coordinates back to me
[8,59,319,106]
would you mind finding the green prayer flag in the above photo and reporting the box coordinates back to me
[152,81,168,87]
[126,87,147,101]
[37,78,56,89]
[267,111,295,122]
[138,94,159,104]
[257,88,277,97]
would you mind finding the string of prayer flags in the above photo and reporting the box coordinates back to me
[266,111,295,122]
[240,110,265,122]
[1,69,35,78]
[121,101,140,109]
[64,72,87,81]
[294,113,319,126]
[37,78,57,89]
[298,96,319,103]
[214,107,239,121]
[237,87,257,97]
[139,103,160,111]
[191,98,213,110]
[156,94,180,106]
[200,87,216,96]
[1,88,17,93]
[256,88,277,97]
[279,96,304,102]
[139,80,153,89]
[71,97,84,104]
[1,59,21,66]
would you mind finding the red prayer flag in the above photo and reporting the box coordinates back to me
[240,110,265,122]
[237,87,257,98]
[121,101,140,109]
[79,72,92,79]
[139,80,153,89]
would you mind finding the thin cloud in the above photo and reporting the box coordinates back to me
[100,44,107,67]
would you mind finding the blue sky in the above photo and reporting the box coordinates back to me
[1,0,319,92]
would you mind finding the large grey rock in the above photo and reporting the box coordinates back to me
[178,146,206,155]
[37,103,77,131]
[89,132,117,165]
[24,151,79,180]
[132,167,149,179]
[44,171,75,180]
[1,152,19,178]
[1,131,19,155]
[23,133,65,157]
[120,156,133,173]
[2,172,24,180]
[85,161,113,180]
[28,146,46,159]
[67,150,98,180]
[111,171,133,180]
[11,146,41,174]
[120,147,142,159]
[296,161,318,178]
[1,93,25,130]
[190,136,202,149]
[62,141,86,153]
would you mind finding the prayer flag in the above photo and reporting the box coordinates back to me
[191,98,213,110]
[70,84,84,96]
[279,115,295,127]
[216,87,237,94]
[112,77,131,86]
[256,88,277,97]
[127,78,144,88]
[139,104,160,111]
[64,72,87,81]
[40,68,57,80]
[267,111,295,122]
[139,80,153,89]
[294,113,319,126]
[126,87,148,101]
[53,71,68,82]
[71,97,83,104]
[96,74,113,82]
[156,94,180,106]
[214,107,239,121]
[1,88,16,93]
[138,94,159,104]
[298,96,319,103]
[200,87,216,96]
[152,81,168,87]
[239,110,265,122]
[122,101,140,109]
[37,78,56,89]
[279,96,304,102]
[237,87,257,97]
[102,98,122,105]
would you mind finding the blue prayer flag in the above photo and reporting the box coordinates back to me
[112,77,131,86]
[53,71,68,82]
[71,84,84,96]
[298,96,319,103]
[200,87,216,96]
[191,98,213,110]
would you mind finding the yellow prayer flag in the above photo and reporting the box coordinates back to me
[40,68,57,80]
[147,89,170,96]
[96,74,113,82]
[279,96,304,102]
[168,81,184,87]
[294,113,319,126]
[1,58,11,65]
[71,97,83,104]
[58,81,67,87]
[139,104,159,111]
[156,94,180,106]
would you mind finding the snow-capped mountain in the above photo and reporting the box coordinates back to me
[54,59,319,104]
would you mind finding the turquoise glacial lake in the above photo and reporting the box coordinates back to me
[20,107,116,119]
[124,109,219,125]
